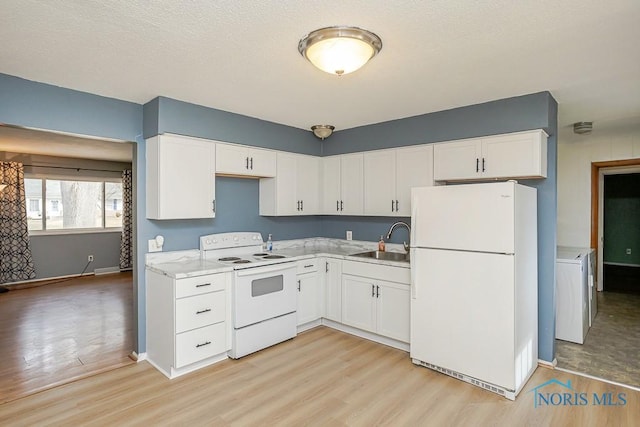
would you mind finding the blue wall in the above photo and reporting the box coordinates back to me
[0,73,557,362]
[145,97,321,155]
[0,74,142,142]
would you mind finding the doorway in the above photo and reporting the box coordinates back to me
[0,125,137,402]
[555,159,640,389]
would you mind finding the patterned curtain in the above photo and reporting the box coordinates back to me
[0,162,36,284]
[119,169,133,270]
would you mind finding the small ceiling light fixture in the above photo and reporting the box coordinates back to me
[311,125,335,140]
[298,26,382,76]
[573,121,593,135]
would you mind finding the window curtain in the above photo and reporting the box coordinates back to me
[119,169,133,271]
[0,161,36,284]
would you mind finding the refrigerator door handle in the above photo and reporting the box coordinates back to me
[410,248,417,299]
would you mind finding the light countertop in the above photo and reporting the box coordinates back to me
[146,238,410,279]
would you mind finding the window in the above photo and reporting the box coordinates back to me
[25,177,123,233]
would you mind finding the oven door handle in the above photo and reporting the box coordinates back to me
[235,263,295,277]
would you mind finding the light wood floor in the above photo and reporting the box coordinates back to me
[1,327,638,426]
[0,272,134,403]
[556,291,640,388]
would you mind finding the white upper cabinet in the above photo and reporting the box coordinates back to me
[321,153,364,215]
[364,145,433,216]
[259,152,320,216]
[216,143,276,177]
[433,129,548,182]
[146,134,216,220]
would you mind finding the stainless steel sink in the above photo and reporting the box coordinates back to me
[350,250,410,262]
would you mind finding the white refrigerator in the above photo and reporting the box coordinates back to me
[410,181,538,400]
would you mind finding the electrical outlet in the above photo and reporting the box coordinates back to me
[346,230,353,241]
[626,248,632,255]
[148,238,163,252]
[88,255,94,262]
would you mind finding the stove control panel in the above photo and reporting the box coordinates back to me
[200,232,264,251]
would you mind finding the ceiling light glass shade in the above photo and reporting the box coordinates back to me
[311,125,335,140]
[299,26,382,76]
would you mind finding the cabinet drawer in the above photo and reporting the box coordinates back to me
[296,259,319,274]
[175,291,226,333]
[175,322,227,368]
[175,273,227,298]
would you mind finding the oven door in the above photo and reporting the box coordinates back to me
[233,262,297,329]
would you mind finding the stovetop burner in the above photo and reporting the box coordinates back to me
[262,255,285,259]
[233,259,252,264]
[219,256,241,262]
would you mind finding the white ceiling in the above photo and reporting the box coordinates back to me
[0,125,133,163]
[1,0,639,138]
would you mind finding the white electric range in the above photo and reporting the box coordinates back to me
[200,232,297,359]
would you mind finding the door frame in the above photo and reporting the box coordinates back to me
[590,159,640,291]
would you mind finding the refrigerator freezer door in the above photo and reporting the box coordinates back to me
[410,248,516,390]
[411,182,516,254]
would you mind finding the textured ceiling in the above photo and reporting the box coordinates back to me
[0,125,133,162]
[1,0,639,136]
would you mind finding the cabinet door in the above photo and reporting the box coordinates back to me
[341,275,376,333]
[297,155,320,215]
[216,143,249,175]
[340,153,364,215]
[324,258,342,322]
[146,134,216,219]
[376,281,410,342]
[297,272,320,325]
[275,152,298,215]
[433,139,481,181]
[248,148,277,177]
[481,131,546,179]
[395,145,433,216]
[364,150,396,216]
[321,156,342,214]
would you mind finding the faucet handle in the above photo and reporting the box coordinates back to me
[403,241,410,253]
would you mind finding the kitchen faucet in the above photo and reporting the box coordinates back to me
[386,221,411,253]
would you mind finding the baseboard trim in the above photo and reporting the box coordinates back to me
[321,319,409,352]
[95,266,121,275]
[604,262,640,268]
[131,351,147,362]
[538,358,557,369]
[555,366,640,392]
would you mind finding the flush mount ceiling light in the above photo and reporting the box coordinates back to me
[298,26,382,76]
[311,125,335,140]
[573,121,593,134]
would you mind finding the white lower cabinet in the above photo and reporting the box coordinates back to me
[146,269,231,378]
[341,261,410,343]
[323,258,343,322]
[296,259,322,325]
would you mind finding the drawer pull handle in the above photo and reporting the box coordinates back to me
[304,264,314,268]
[196,341,212,348]
[196,308,212,314]
[195,283,211,288]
